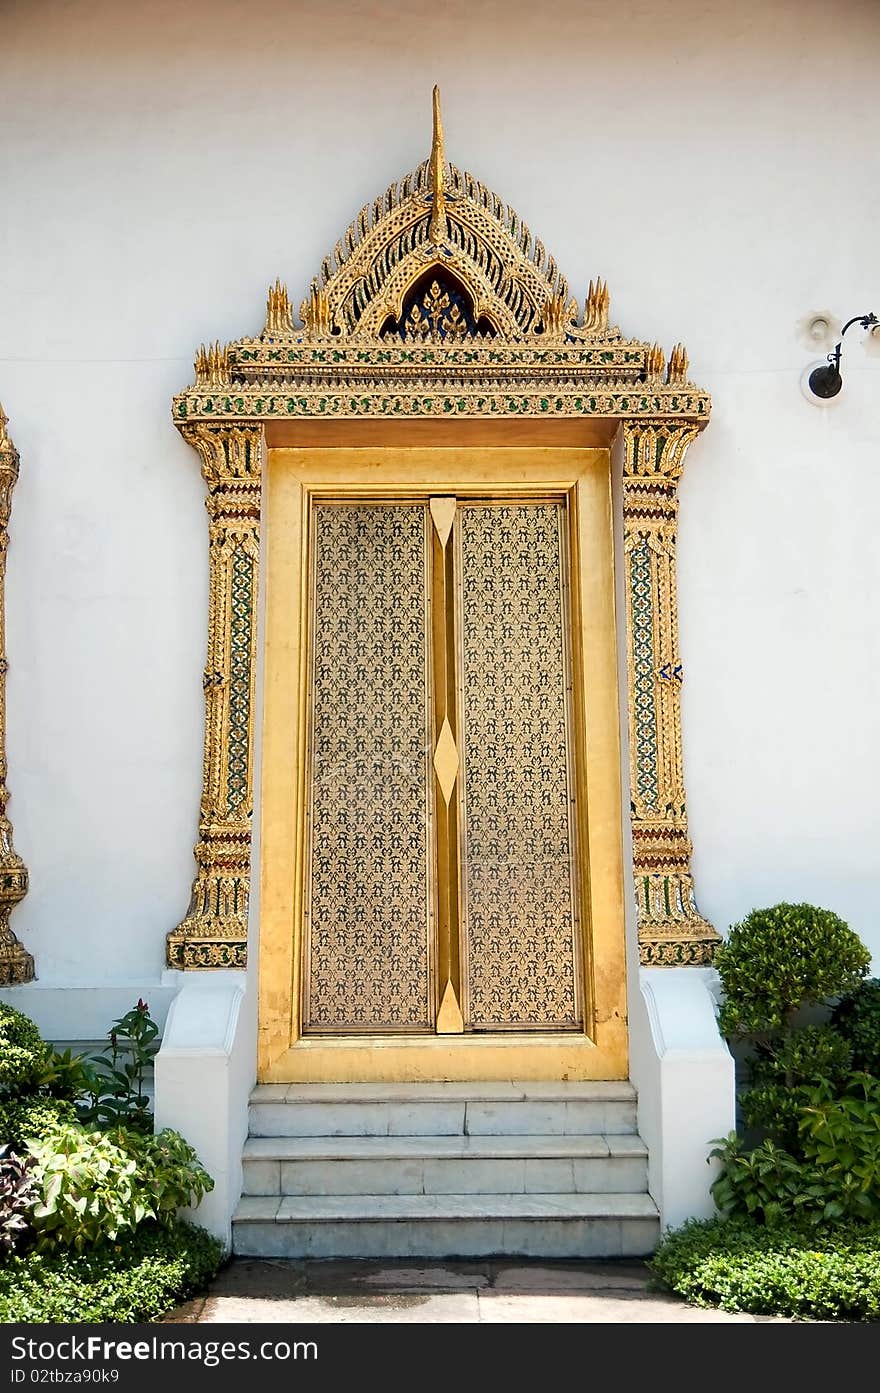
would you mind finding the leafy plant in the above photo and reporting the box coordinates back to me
[832,978,880,1076]
[748,1024,853,1090]
[28,1046,102,1102]
[0,1220,223,1323]
[739,1085,805,1148]
[77,1000,159,1132]
[741,1025,854,1146]
[119,1128,214,1226]
[709,1133,808,1226]
[717,903,870,1038]
[651,1216,880,1320]
[798,1076,880,1222]
[712,1076,880,1227]
[0,1095,76,1151]
[28,1124,139,1252]
[0,1144,36,1255]
[0,1004,47,1095]
[27,1120,213,1254]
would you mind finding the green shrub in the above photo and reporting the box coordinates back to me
[0,1004,47,1095]
[77,999,160,1132]
[712,1076,880,1226]
[650,1216,880,1320]
[0,1145,36,1255]
[0,1000,160,1128]
[742,1025,854,1147]
[832,978,880,1075]
[0,1220,223,1324]
[28,1125,139,1252]
[799,1075,880,1221]
[739,1085,805,1148]
[121,1128,214,1225]
[28,1121,213,1253]
[29,1047,102,1102]
[0,1095,76,1151]
[717,903,870,1037]
[710,1134,807,1226]
[749,1024,853,1089]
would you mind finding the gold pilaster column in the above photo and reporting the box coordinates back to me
[166,420,262,969]
[0,406,33,985]
[622,419,721,966]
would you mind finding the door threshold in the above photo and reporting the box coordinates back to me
[260,1031,627,1084]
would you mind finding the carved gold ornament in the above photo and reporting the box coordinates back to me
[0,406,33,985]
[167,88,720,971]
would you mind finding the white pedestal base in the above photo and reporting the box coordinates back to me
[629,966,735,1231]
[153,972,256,1248]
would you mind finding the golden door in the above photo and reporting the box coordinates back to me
[259,446,628,1082]
[302,495,582,1035]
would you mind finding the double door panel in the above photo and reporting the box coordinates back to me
[303,494,583,1035]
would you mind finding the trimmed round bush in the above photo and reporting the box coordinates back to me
[832,978,880,1075]
[0,1096,76,1152]
[717,903,870,1036]
[651,1216,880,1320]
[0,1004,47,1094]
[0,1220,223,1323]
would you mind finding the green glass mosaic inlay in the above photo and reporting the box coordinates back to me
[630,541,659,808]
[226,547,253,815]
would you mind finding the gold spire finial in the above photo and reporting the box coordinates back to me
[428,84,447,245]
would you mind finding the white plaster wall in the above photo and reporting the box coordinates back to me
[1,0,878,1012]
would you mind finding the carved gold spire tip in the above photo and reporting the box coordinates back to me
[646,342,666,382]
[667,342,689,385]
[584,278,610,332]
[265,277,293,334]
[194,341,230,388]
[300,280,332,337]
[428,84,447,245]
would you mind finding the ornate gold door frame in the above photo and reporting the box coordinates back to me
[165,91,722,1051]
[260,447,627,1082]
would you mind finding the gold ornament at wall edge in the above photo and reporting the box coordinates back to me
[165,422,261,971]
[167,88,719,970]
[622,420,722,965]
[0,405,33,985]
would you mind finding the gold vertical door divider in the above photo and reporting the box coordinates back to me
[429,497,464,1034]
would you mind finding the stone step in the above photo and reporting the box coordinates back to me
[249,1081,638,1139]
[232,1192,660,1260]
[242,1133,648,1197]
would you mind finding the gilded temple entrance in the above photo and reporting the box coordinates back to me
[302,494,583,1036]
[169,88,722,1082]
[259,444,629,1082]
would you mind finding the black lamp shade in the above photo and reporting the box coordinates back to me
[808,363,843,399]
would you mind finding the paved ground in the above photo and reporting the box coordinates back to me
[168,1257,784,1323]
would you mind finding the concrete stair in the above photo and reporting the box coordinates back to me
[233,1082,658,1259]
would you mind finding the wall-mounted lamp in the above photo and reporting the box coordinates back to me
[801,311,878,404]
